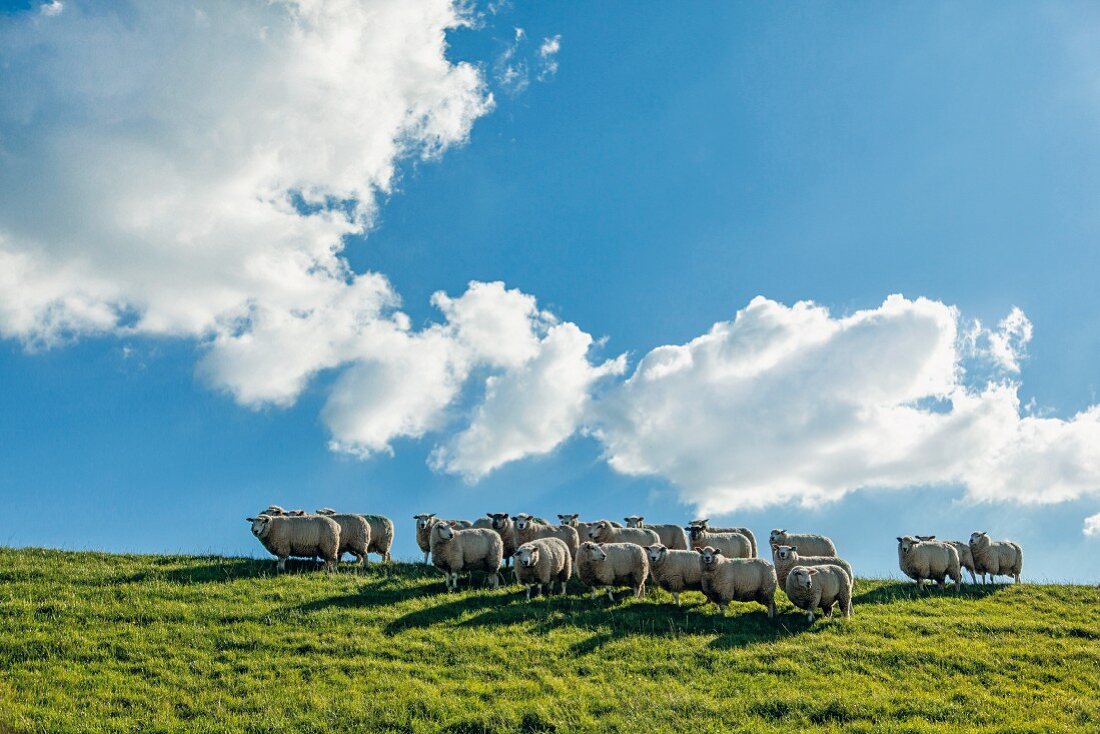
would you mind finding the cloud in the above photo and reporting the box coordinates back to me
[537,35,561,81]
[493,27,561,94]
[1085,512,1100,537]
[589,296,1100,515]
[39,1,63,16]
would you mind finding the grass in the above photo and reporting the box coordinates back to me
[0,548,1097,733]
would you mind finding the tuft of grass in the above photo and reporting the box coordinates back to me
[0,547,1097,733]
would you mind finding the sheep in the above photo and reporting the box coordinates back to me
[768,529,837,558]
[481,512,519,567]
[309,511,371,566]
[685,526,753,559]
[696,546,777,618]
[557,514,621,541]
[968,531,1023,584]
[771,544,854,589]
[576,541,649,601]
[784,565,852,622]
[514,537,573,599]
[916,536,977,584]
[624,516,688,551]
[689,519,758,557]
[430,523,504,592]
[245,514,340,572]
[896,536,962,589]
[645,543,703,606]
[512,514,581,565]
[586,520,660,548]
[414,514,472,564]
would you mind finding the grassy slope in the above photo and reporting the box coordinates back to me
[0,548,1097,734]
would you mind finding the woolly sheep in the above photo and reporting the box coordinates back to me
[430,523,504,592]
[311,511,370,566]
[557,514,621,541]
[514,537,573,599]
[246,514,340,572]
[697,546,777,618]
[771,544,854,589]
[576,541,649,601]
[513,514,581,565]
[624,516,688,551]
[768,529,837,558]
[690,519,758,557]
[586,520,660,548]
[484,512,518,567]
[645,543,703,606]
[685,526,752,559]
[784,565,852,622]
[968,532,1023,584]
[896,536,962,589]
[414,514,472,564]
[916,536,977,584]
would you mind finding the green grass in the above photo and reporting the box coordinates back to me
[0,548,1097,733]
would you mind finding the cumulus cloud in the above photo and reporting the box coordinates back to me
[1085,513,1100,537]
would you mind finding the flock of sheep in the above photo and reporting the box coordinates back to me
[245,507,1024,622]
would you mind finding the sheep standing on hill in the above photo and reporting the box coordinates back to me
[512,515,581,566]
[557,514,621,541]
[768,529,837,558]
[697,547,777,618]
[969,532,1023,584]
[485,513,517,568]
[916,536,976,584]
[586,520,660,548]
[896,536,962,589]
[414,514,472,564]
[690,519,758,557]
[784,565,852,622]
[431,523,504,592]
[645,544,703,606]
[685,526,752,559]
[514,537,573,599]
[576,541,649,601]
[311,511,370,566]
[246,514,340,572]
[771,545,854,588]
[624,516,688,550]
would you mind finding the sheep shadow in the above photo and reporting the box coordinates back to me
[384,590,512,635]
[854,581,1006,605]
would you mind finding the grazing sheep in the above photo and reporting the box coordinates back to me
[896,536,962,589]
[685,526,752,559]
[690,519,758,557]
[586,520,660,548]
[512,515,581,565]
[771,544,854,588]
[916,536,977,584]
[576,541,649,601]
[430,523,504,592]
[969,532,1023,584]
[645,544,703,606]
[784,565,852,622]
[768,529,837,558]
[414,514,472,564]
[246,514,340,572]
[697,546,777,618]
[310,511,371,566]
[624,516,688,551]
[514,537,573,599]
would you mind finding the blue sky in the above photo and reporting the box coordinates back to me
[1,1,1099,580]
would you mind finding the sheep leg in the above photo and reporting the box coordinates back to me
[1014,573,1021,584]
[423,551,429,565]
[767,598,776,619]
[590,588,598,600]
[525,585,532,600]
[277,557,287,572]
[806,610,814,622]
[717,602,728,616]
[673,592,681,607]
[606,589,616,602]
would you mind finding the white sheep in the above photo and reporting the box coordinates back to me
[896,536,962,589]
[586,520,660,548]
[512,514,581,564]
[690,519,758,557]
[968,531,1023,584]
[771,544,854,588]
[414,514,472,564]
[514,537,573,599]
[311,511,371,566]
[784,565,852,622]
[697,546,777,618]
[624,516,688,550]
[557,514,621,541]
[576,541,649,601]
[246,514,340,572]
[480,512,518,567]
[916,536,977,584]
[645,543,703,606]
[685,526,752,559]
[768,529,837,558]
[430,523,504,592]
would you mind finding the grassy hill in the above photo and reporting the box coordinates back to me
[0,548,1097,733]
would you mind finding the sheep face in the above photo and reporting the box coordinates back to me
[773,544,796,561]
[896,536,919,555]
[689,518,710,529]
[969,531,988,546]
[790,567,818,589]
[697,546,722,566]
[582,542,607,562]
[247,516,272,538]
[624,516,644,528]
[684,526,705,543]
[433,522,456,542]
[557,514,579,526]
[769,529,787,545]
[587,521,612,540]
[515,545,540,568]
[488,512,510,530]
[645,544,668,563]
[514,514,533,530]
[414,513,436,530]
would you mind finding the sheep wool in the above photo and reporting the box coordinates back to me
[784,565,852,622]
[896,536,962,589]
[645,544,703,606]
[916,536,976,584]
[431,524,504,592]
[313,511,371,566]
[968,532,1023,584]
[771,545,854,588]
[576,541,649,601]
[768,529,837,558]
[697,547,777,618]
[690,519,758,558]
[586,520,660,548]
[414,514,471,564]
[512,515,581,565]
[246,514,340,572]
[624,516,688,551]
[514,537,573,599]
[485,513,518,567]
[685,526,753,559]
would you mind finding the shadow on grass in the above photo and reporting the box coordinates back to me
[854,581,1006,605]
[123,558,440,585]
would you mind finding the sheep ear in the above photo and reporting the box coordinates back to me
[246,517,257,522]
[807,567,819,575]
[896,537,903,542]
[694,547,704,554]
[713,548,723,556]
[790,546,797,552]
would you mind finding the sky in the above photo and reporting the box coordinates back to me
[1,1,1099,581]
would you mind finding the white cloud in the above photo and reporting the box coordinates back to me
[1085,512,1100,537]
[986,306,1033,373]
[537,35,561,81]
[39,1,63,17]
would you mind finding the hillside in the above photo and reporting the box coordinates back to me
[0,548,1097,733]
